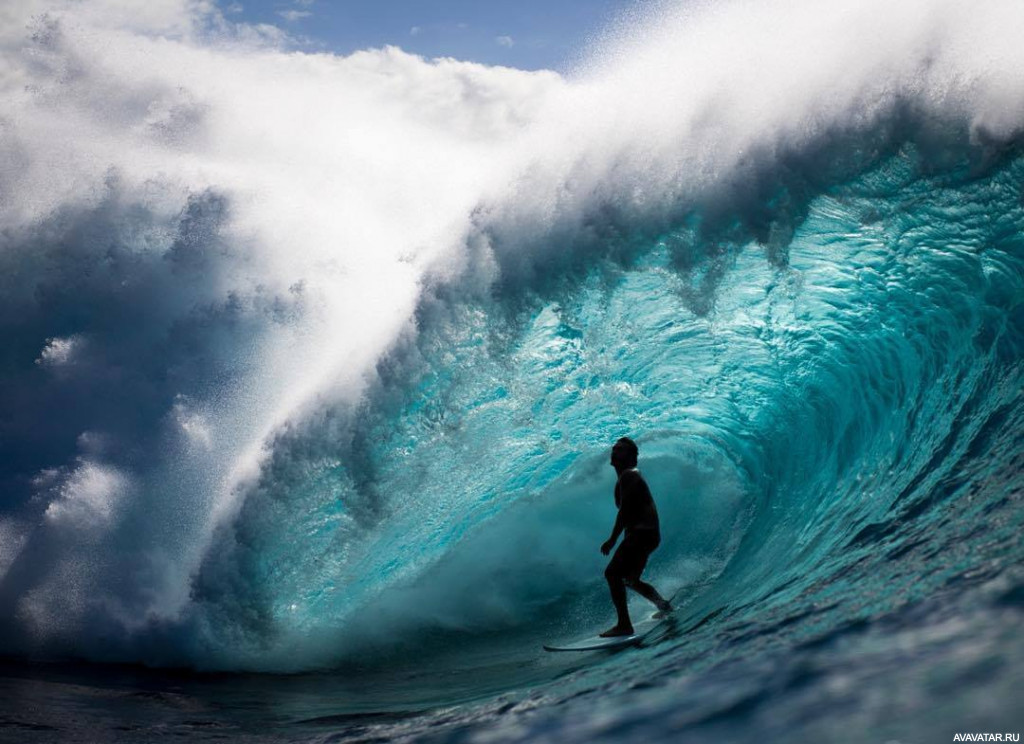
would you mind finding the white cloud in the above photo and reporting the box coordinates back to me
[409,25,421,36]
[496,35,515,48]
[225,2,243,13]
[277,9,311,22]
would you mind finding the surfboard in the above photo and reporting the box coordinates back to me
[543,615,666,652]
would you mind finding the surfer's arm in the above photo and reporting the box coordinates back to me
[602,472,641,553]
[609,510,625,543]
[601,511,625,554]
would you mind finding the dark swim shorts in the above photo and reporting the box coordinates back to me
[607,530,660,581]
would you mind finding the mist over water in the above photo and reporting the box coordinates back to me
[0,0,1022,740]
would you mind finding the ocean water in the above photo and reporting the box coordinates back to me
[0,0,1022,742]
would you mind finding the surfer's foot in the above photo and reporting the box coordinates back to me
[652,601,673,619]
[600,624,634,637]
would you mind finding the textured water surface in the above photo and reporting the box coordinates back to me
[0,0,1022,741]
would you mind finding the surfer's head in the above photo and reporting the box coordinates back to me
[611,437,638,469]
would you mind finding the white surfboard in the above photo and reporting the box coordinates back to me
[543,615,665,652]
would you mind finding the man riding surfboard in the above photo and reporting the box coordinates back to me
[599,437,672,637]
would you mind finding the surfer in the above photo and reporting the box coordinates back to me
[599,437,672,637]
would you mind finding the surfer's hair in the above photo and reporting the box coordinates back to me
[613,437,638,466]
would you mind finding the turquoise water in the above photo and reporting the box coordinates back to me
[1,0,1023,740]
[240,148,1024,740]
[3,144,1021,743]
[212,146,1024,670]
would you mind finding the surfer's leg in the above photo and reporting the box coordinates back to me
[601,559,634,636]
[626,578,672,613]
[622,535,671,614]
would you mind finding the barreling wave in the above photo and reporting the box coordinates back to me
[0,0,1021,694]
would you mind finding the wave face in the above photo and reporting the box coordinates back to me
[1,0,1023,740]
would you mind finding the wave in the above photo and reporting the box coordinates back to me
[0,0,1021,684]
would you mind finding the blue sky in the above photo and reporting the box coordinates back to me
[227,0,637,70]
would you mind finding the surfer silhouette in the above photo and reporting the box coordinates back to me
[599,437,672,637]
